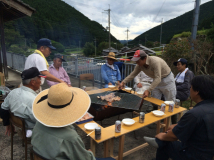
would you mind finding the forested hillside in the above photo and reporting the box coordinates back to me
[130,1,214,45]
[4,0,119,48]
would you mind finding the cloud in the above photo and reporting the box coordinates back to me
[63,0,211,40]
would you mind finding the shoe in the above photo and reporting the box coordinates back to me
[144,136,158,148]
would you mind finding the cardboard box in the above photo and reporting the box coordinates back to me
[0,72,5,86]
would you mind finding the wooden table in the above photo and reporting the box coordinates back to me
[76,88,187,160]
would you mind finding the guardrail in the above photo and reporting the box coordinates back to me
[6,52,136,88]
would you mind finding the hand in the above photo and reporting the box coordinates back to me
[68,84,72,87]
[155,132,166,141]
[167,124,177,131]
[117,81,120,86]
[108,82,112,85]
[118,82,125,90]
[5,125,14,136]
[88,149,92,151]
[137,83,142,88]
[143,90,150,98]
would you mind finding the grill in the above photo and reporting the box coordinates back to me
[88,90,143,121]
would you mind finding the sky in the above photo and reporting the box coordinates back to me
[62,0,211,40]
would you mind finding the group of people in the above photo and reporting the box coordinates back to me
[0,38,213,160]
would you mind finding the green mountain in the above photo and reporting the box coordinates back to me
[5,0,119,48]
[130,1,214,45]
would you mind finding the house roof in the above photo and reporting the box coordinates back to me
[0,0,36,22]
[103,47,119,53]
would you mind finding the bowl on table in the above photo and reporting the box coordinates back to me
[152,110,165,117]
[108,85,115,88]
[84,123,98,131]
[137,91,144,95]
[122,118,135,126]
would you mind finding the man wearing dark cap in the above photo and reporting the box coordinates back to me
[24,38,66,92]
[47,55,71,87]
[174,58,194,101]
[119,50,176,103]
[0,67,45,137]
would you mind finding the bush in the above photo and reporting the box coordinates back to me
[51,40,65,53]
[83,42,95,56]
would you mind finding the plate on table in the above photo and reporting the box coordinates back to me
[84,123,98,131]
[108,85,115,88]
[125,87,132,91]
[152,110,165,117]
[164,101,174,105]
[122,118,135,126]
[137,91,144,95]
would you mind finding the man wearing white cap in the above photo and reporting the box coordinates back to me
[119,50,176,103]
[31,83,114,160]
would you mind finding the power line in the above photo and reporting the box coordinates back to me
[153,0,167,22]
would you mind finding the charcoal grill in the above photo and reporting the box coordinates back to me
[88,90,143,121]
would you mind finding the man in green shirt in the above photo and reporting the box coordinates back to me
[31,83,114,160]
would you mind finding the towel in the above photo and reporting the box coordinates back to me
[106,63,115,70]
[35,49,49,69]
[175,68,189,83]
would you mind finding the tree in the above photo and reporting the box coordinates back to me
[4,29,24,49]
[83,42,95,57]
[51,40,65,53]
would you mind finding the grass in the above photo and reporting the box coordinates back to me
[155,51,162,55]
[173,29,209,38]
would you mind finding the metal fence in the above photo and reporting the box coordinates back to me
[6,52,136,88]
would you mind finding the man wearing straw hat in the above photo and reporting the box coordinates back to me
[101,52,121,88]
[31,83,114,160]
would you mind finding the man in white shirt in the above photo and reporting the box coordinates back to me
[134,71,153,93]
[24,38,65,89]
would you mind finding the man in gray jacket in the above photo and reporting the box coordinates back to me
[174,58,194,101]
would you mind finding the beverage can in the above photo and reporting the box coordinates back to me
[139,112,145,123]
[115,120,121,133]
[160,103,166,112]
[95,127,101,140]
[175,99,180,108]
[82,86,86,91]
[168,102,175,112]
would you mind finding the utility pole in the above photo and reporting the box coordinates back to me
[191,0,201,74]
[160,18,163,47]
[105,5,111,52]
[94,37,96,57]
[125,27,130,46]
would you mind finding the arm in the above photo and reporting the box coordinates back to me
[147,63,162,92]
[62,68,71,85]
[155,130,178,141]
[134,72,141,84]
[41,70,64,83]
[116,65,121,82]
[101,65,110,84]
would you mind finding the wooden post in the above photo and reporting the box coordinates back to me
[90,138,96,156]
[118,135,125,160]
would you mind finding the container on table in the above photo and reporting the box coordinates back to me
[139,112,145,123]
[160,103,166,112]
[95,127,101,140]
[115,120,121,133]
[168,102,175,112]
[175,99,180,108]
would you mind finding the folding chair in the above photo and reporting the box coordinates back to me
[9,111,31,160]
[30,148,49,160]
[79,73,98,91]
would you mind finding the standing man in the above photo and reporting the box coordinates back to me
[119,50,176,102]
[101,52,121,88]
[24,38,66,91]
[47,55,71,87]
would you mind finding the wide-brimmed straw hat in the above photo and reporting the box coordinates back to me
[32,83,91,128]
[106,52,117,61]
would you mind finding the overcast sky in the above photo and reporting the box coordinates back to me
[62,0,211,40]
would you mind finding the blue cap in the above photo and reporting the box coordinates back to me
[54,55,66,62]
[173,58,188,66]
[37,38,56,50]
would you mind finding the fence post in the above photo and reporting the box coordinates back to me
[75,56,78,78]
[11,53,14,69]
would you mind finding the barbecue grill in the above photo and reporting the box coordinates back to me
[88,90,144,121]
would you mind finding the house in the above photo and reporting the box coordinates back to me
[102,47,119,56]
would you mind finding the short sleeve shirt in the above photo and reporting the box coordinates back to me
[24,53,48,84]
[172,100,214,159]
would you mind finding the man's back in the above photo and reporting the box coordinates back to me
[31,122,96,160]
[1,86,37,129]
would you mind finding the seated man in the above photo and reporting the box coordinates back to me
[0,67,45,136]
[101,52,121,88]
[31,83,113,160]
[144,75,214,160]
[173,58,194,101]
[47,55,71,87]
[134,71,153,93]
